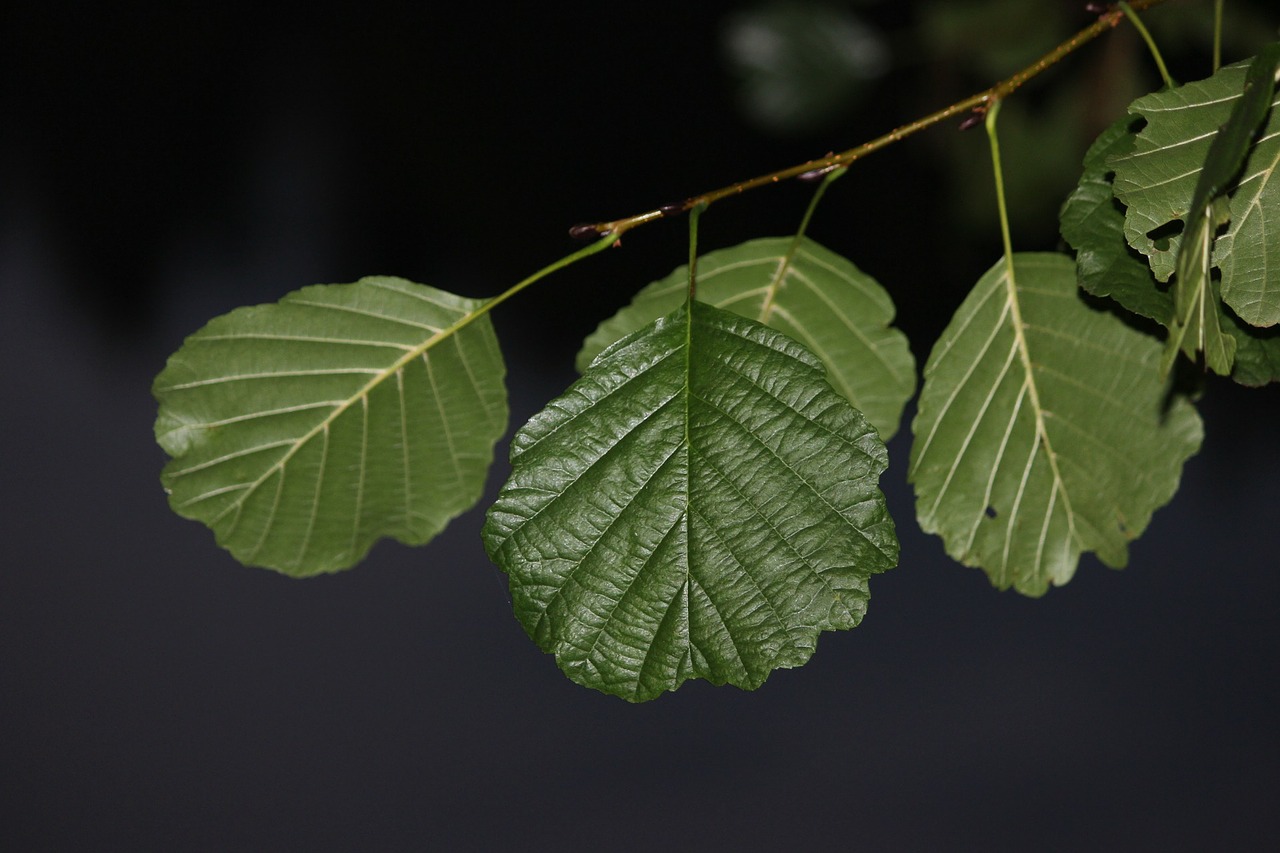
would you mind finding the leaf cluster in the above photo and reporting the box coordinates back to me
[154,37,1280,700]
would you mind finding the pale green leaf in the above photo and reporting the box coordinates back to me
[1163,196,1236,376]
[486,301,897,701]
[1111,54,1280,326]
[577,237,915,439]
[909,254,1202,597]
[1209,44,1280,328]
[1062,116,1280,385]
[154,276,508,576]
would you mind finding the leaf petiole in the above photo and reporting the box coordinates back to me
[1213,0,1224,72]
[472,232,618,325]
[984,100,1015,280]
[1119,1,1176,88]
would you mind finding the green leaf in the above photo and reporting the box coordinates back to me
[908,254,1202,597]
[1062,115,1280,385]
[154,276,508,576]
[1111,52,1280,327]
[486,301,897,701]
[1160,46,1279,373]
[1210,44,1280,328]
[1059,115,1173,325]
[1229,314,1280,387]
[577,237,915,440]
[1163,196,1236,376]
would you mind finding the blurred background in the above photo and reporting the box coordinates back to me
[3,0,1278,848]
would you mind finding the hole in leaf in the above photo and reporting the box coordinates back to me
[1147,219,1184,251]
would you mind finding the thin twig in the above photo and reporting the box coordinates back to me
[571,0,1173,239]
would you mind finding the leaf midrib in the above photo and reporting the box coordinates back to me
[1001,260,1078,576]
[201,303,482,530]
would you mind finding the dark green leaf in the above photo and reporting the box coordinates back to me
[155,277,508,576]
[486,301,897,701]
[1060,115,1173,325]
[578,237,915,439]
[909,254,1202,596]
[1227,314,1280,387]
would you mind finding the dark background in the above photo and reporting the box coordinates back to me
[3,1,1278,849]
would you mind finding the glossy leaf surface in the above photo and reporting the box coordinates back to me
[487,301,897,701]
[909,254,1202,596]
[155,277,508,576]
[578,237,915,439]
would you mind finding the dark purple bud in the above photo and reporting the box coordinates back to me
[569,223,602,240]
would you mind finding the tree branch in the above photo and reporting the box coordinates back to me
[570,0,1173,240]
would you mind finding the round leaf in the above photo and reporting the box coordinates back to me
[154,276,508,576]
[487,301,897,701]
[577,237,915,440]
[909,254,1202,596]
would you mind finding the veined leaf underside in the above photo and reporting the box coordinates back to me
[577,237,915,440]
[155,276,508,576]
[909,254,1202,595]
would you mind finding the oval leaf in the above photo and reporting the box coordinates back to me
[486,301,898,701]
[577,237,915,439]
[909,254,1202,596]
[154,276,508,576]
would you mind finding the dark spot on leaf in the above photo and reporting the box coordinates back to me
[985,506,998,519]
[1147,219,1184,252]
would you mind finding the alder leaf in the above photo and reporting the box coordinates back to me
[577,237,915,439]
[1209,44,1280,328]
[1111,52,1280,327]
[1163,196,1236,376]
[486,301,897,701]
[909,254,1202,597]
[1062,115,1280,385]
[154,276,508,576]
[1059,115,1173,325]
[1229,314,1280,387]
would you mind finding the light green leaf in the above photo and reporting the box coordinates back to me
[1111,53,1280,327]
[1210,44,1280,328]
[909,254,1202,597]
[1062,115,1280,385]
[154,276,508,576]
[486,301,897,701]
[1163,196,1236,376]
[577,237,915,439]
